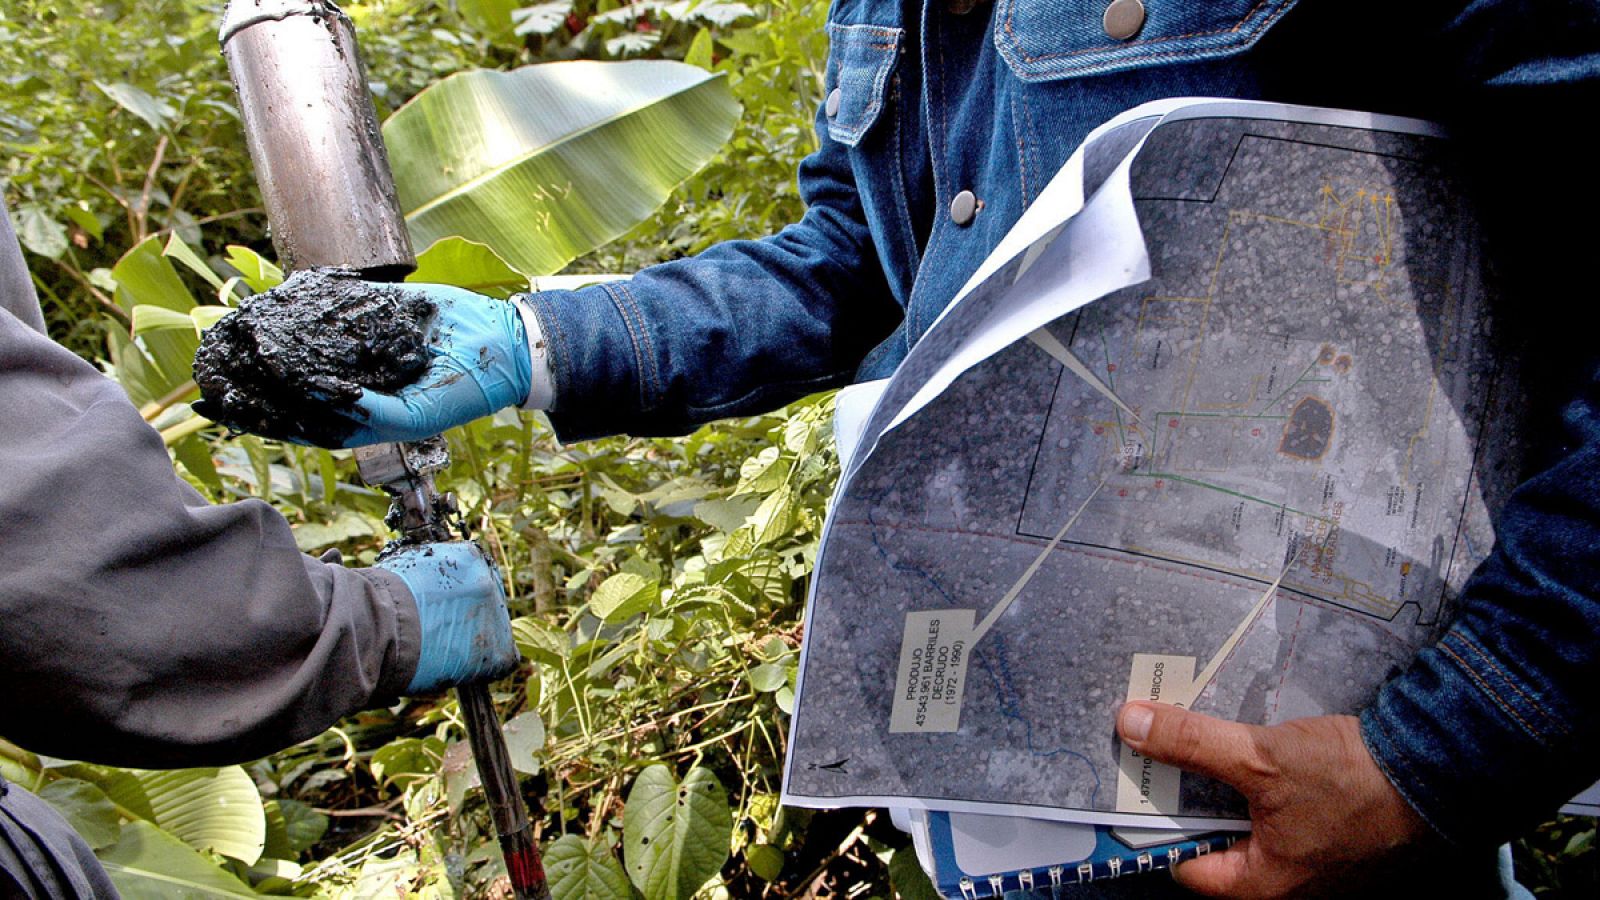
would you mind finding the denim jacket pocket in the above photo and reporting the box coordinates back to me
[824,23,904,146]
[994,0,1299,82]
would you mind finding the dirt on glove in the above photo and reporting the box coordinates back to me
[192,268,434,445]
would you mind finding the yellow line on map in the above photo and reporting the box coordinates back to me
[971,477,1109,644]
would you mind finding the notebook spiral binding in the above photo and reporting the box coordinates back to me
[953,834,1236,898]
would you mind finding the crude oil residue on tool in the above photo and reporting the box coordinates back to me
[193,268,433,446]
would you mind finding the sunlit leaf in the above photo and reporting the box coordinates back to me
[590,572,659,623]
[222,245,283,293]
[547,834,631,900]
[408,236,528,297]
[735,446,788,495]
[623,765,732,900]
[162,234,223,289]
[110,237,199,404]
[135,767,266,865]
[130,304,195,335]
[384,61,739,276]
[692,496,758,533]
[745,843,783,882]
[511,616,571,666]
[93,81,173,131]
[747,663,786,693]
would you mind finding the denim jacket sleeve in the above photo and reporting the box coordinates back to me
[518,95,903,442]
[1359,0,1600,847]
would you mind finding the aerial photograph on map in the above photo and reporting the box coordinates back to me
[784,112,1523,824]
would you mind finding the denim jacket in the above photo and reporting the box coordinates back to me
[524,0,1600,845]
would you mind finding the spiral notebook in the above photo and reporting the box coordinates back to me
[919,811,1234,898]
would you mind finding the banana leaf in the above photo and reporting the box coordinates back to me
[383,60,739,277]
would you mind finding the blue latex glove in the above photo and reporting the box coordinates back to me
[341,284,532,447]
[373,541,520,695]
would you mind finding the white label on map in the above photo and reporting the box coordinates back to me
[889,610,975,734]
[1115,653,1195,813]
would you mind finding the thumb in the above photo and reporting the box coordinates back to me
[1117,702,1275,795]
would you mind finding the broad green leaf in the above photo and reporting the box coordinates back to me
[56,764,156,822]
[384,61,739,277]
[590,572,659,623]
[747,663,786,693]
[547,834,631,900]
[683,29,714,69]
[136,767,265,865]
[502,711,546,776]
[747,485,797,547]
[12,203,67,258]
[623,765,732,900]
[408,236,528,297]
[222,245,283,293]
[370,737,441,788]
[442,741,480,814]
[110,238,199,405]
[692,496,758,533]
[172,435,221,490]
[98,821,260,899]
[39,778,121,850]
[163,234,224,289]
[262,798,327,860]
[735,446,788,495]
[94,81,173,131]
[189,306,231,331]
[745,843,783,882]
[65,202,104,241]
[888,846,941,900]
[290,511,378,552]
[131,304,195,335]
[511,616,571,666]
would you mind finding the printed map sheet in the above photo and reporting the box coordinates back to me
[783,101,1523,828]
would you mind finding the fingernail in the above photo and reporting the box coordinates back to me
[1121,703,1154,742]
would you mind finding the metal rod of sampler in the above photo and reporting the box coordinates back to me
[220,4,548,896]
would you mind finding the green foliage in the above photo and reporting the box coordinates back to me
[547,833,633,899]
[5,2,917,897]
[98,822,262,899]
[384,60,740,276]
[624,765,733,899]
[1517,816,1599,897]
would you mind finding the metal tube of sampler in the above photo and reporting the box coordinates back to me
[219,0,415,280]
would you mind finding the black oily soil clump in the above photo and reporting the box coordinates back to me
[192,268,434,445]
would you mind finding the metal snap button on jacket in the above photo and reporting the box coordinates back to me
[825,87,842,117]
[1103,0,1146,40]
[950,190,979,226]
[946,0,983,15]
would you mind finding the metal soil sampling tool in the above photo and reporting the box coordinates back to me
[220,3,549,896]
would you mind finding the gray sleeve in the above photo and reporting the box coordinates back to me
[1,197,48,334]
[0,304,422,768]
